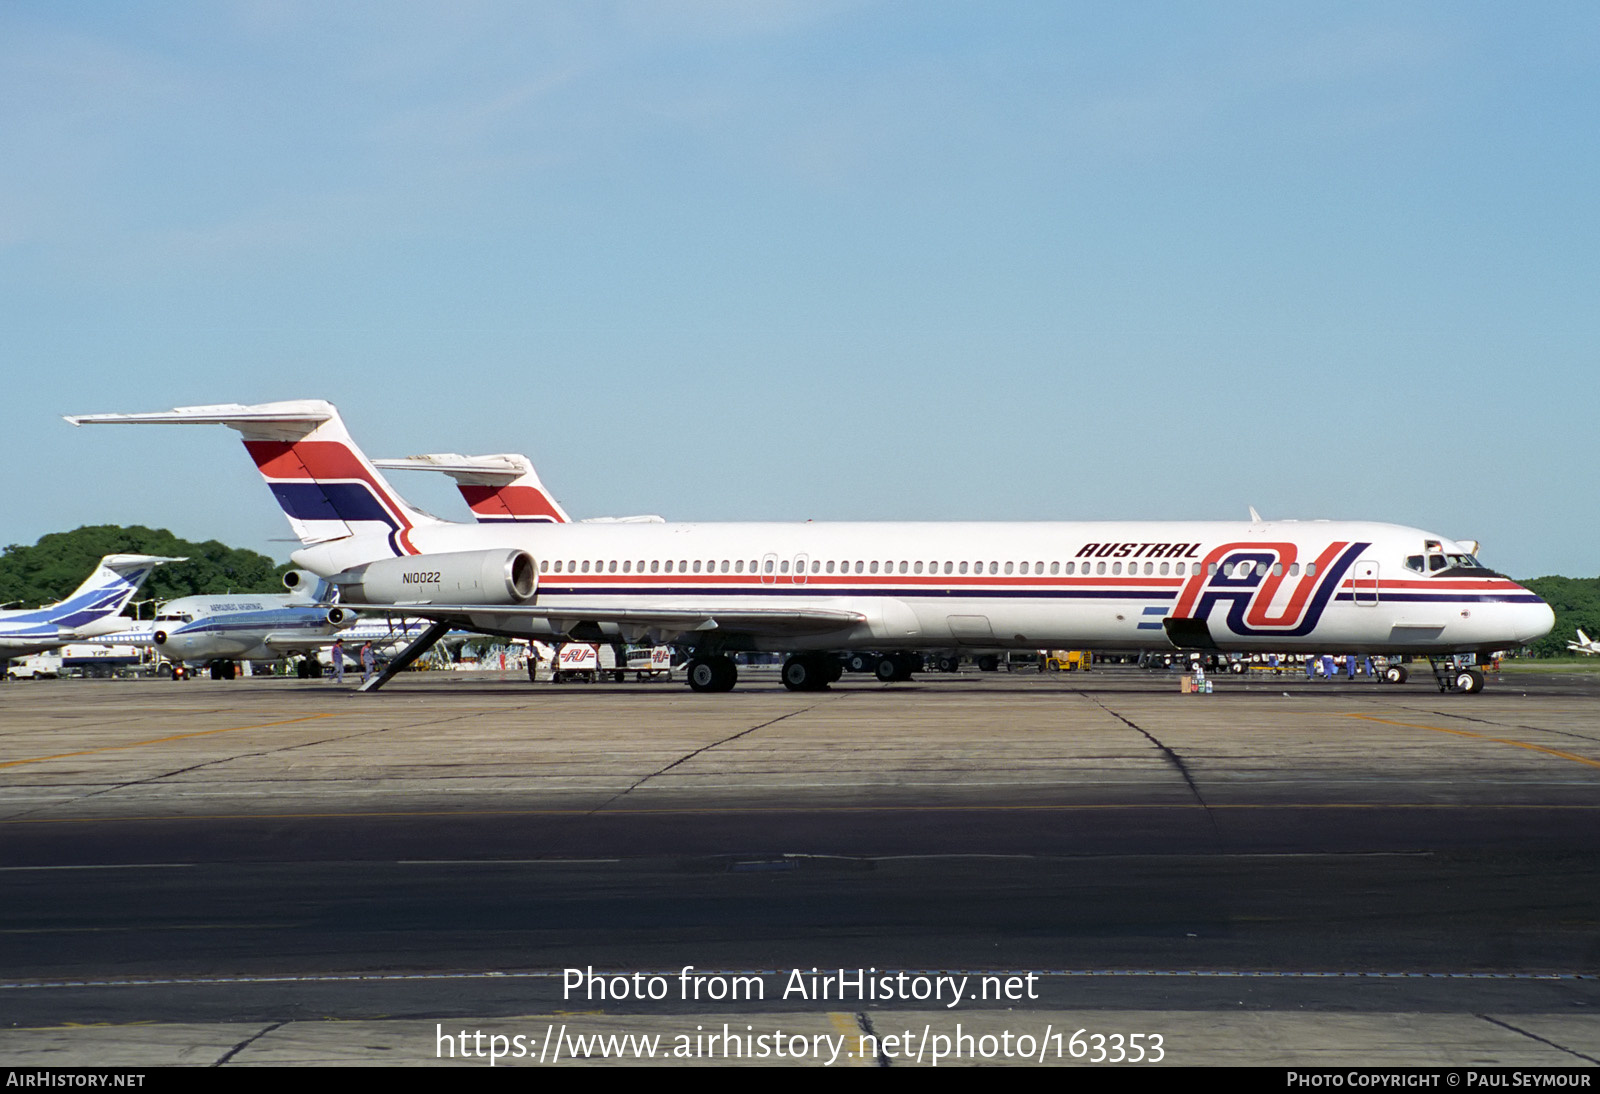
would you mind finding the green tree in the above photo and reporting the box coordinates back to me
[0,526,289,614]
[1518,576,1600,658]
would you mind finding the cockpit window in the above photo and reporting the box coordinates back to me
[1427,555,1447,572]
[1406,555,1425,574]
[1446,554,1480,568]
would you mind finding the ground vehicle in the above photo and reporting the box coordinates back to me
[546,643,672,682]
[6,652,62,679]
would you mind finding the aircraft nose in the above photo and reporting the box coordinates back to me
[1510,591,1555,645]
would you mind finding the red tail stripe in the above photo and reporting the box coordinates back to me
[244,440,371,481]
[459,484,566,522]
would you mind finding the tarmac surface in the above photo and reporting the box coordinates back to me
[1,663,1597,1067]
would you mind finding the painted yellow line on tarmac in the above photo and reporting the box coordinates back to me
[0,714,338,771]
[829,1011,874,1066]
[1346,714,1600,771]
[3,802,1598,827]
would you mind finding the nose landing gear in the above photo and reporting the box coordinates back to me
[1426,657,1486,694]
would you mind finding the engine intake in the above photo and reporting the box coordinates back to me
[332,549,537,606]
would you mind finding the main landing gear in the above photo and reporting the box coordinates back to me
[686,654,738,693]
[841,651,921,682]
[781,654,843,692]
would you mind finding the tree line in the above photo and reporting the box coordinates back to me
[0,526,289,614]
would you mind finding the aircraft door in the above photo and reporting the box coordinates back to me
[1353,561,1379,606]
[792,553,810,585]
[761,553,778,586]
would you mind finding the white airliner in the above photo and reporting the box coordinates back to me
[104,575,432,679]
[67,400,1554,695]
[1568,629,1600,656]
[0,554,182,661]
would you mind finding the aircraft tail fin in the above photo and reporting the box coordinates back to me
[1579,629,1592,646]
[43,554,185,630]
[372,453,573,524]
[67,401,444,554]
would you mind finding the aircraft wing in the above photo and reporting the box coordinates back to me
[261,632,348,652]
[350,602,866,639]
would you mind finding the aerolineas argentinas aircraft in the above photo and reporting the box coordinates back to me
[103,574,427,680]
[66,400,1554,695]
[0,554,182,661]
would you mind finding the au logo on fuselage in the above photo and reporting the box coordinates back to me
[1171,541,1369,638]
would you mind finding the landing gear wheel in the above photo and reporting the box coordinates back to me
[1455,668,1485,694]
[297,659,312,679]
[687,655,738,693]
[782,656,830,691]
[847,653,874,674]
[1384,665,1408,684]
[977,655,999,672]
[875,653,914,683]
[1230,661,1246,674]
[937,655,959,673]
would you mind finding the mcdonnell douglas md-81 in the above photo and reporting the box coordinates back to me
[67,401,1553,695]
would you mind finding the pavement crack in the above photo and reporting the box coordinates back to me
[1476,1014,1599,1065]
[589,702,828,814]
[0,715,464,822]
[1073,690,1224,849]
[855,1011,889,1067]
[213,1019,285,1066]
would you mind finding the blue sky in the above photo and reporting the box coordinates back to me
[3,2,1596,577]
